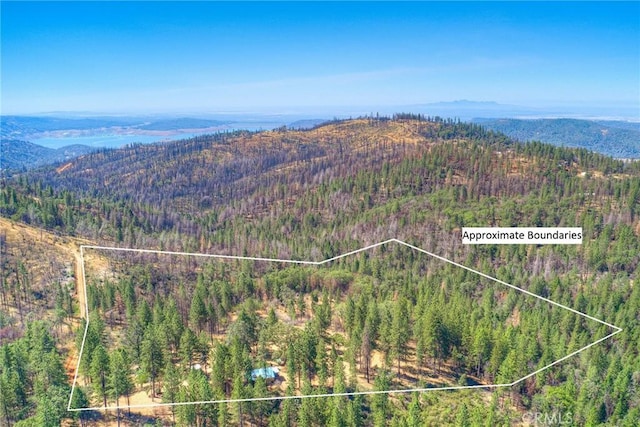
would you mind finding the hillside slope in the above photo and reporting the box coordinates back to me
[1,139,96,172]
[476,118,640,158]
[1,116,639,426]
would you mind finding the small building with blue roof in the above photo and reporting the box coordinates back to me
[250,367,279,383]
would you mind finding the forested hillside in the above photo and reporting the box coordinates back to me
[1,139,97,172]
[476,118,640,159]
[1,116,639,426]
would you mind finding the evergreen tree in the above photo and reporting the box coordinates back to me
[89,345,110,407]
[163,361,182,422]
[391,297,410,375]
[140,327,164,397]
[407,392,421,427]
[109,349,133,417]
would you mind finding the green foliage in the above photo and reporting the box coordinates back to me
[2,117,640,425]
[0,321,73,425]
[480,118,640,158]
[89,345,110,407]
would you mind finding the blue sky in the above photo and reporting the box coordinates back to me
[1,1,639,115]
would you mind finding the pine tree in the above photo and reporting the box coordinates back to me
[89,345,110,407]
[329,358,348,427]
[189,290,207,333]
[232,374,247,426]
[251,376,272,427]
[179,328,197,370]
[372,370,391,426]
[391,297,410,375]
[34,384,70,427]
[109,349,133,419]
[163,361,182,422]
[407,392,421,427]
[297,379,313,427]
[164,299,184,354]
[176,388,196,426]
[69,387,91,426]
[0,369,21,426]
[360,322,374,383]
[140,327,164,397]
[217,400,231,427]
[455,402,470,427]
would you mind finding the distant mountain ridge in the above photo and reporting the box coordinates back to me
[136,118,231,131]
[3,113,638,173]
[0,115,234,140]
[0,116,325,172]
[475,118,640,158]
[287,119,329,129]
[0,139,97,172]
[0,116,142,138]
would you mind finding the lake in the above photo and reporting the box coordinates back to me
[30,122,284,150]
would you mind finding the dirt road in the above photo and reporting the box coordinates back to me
[0,217,89,318]
[0,217,91,385]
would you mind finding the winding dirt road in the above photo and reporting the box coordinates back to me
[0,217,90,383]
